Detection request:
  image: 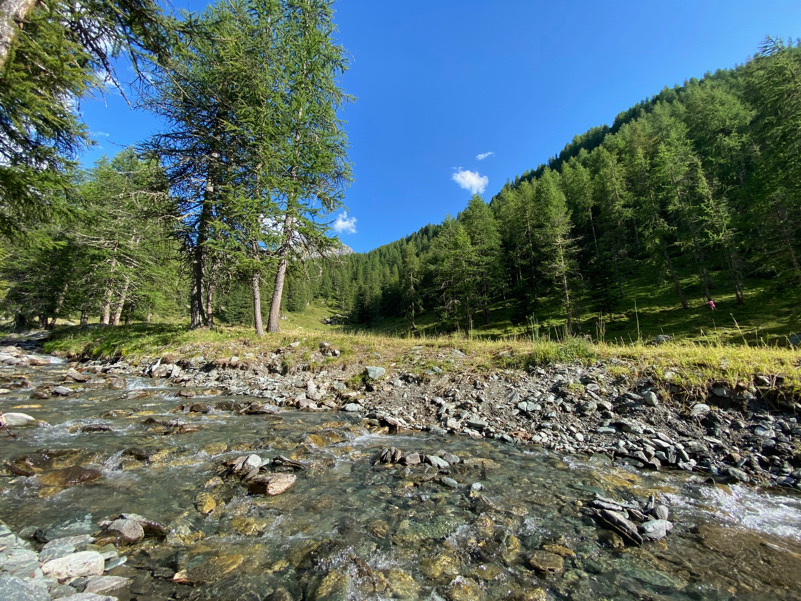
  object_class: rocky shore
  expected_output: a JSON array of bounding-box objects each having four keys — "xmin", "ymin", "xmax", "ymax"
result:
[
  {"xmin": 2, "ymin": 337, "xmax": 801, "ymax": 601},
  {"xmin": 16, "ymin": 338, "xmax": 799, "ymax": 491}
]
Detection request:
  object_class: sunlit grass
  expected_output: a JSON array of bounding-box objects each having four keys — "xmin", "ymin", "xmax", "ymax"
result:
[{"xmin": 43, "ymin": 321, "xmax": 801, "ymax": 396}]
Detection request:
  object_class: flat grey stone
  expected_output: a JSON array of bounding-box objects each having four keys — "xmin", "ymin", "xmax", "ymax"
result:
[
  {"xmin": 84, "ymin": 575, "xmax": 131, "ymax": 594},
  {"xmin": 39, "ymin": 535, "xmax": 95, "ymax": 563},
  {"xmin": 425, "ymin": 455, "xmax": 450, "ymax": 470},
  {"xmin": 41, "ymin": 551, "xmax": 105, "ymax": 579},
  {"xmin": 42, "ymin": 516, "xmax": 95, "ymax": 542},
  {"xmin": 0, "ymin": 546, "xmax": 40, "ymax": 578},
  {"xmin": 342, "ymin": 403, "xmax": 362, "ymax": 412},
  {"xmin": 0, "ymin": 573, "xmax": 50, "ymax": 601}
]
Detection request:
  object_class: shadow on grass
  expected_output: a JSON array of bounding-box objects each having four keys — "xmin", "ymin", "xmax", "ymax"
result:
[{"xmin": 44, "ymin": 323, "xmax": 190, "ymax": 359}]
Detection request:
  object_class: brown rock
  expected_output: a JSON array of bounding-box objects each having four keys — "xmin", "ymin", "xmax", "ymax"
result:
[
  {"xmin": 39, "ymin": 466, "xmax": 102, "ymax": 488},
  {"xmin": 527, "ymin": 550, "xmax": 564, "ymax": 575},
  {"xmin": 247, "ymin": 472, "xmax": 297, "ymax": 496}
]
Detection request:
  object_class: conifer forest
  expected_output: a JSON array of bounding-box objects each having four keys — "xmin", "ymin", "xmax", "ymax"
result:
[{"xmin": 1, "ymin": 0, "xmax": 800, "ymax": 343}]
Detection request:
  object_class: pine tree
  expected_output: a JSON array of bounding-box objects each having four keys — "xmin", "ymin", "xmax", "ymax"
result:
[
  {"xmin": 459, "ymin": 195, "xmax": 502, "ymax": 325},
  {"xmin": 535, "ymin": 170, "xmax": 578, "ymax": 335}
]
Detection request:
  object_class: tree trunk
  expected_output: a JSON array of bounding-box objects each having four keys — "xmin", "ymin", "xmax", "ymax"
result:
[
  {"xmin": 50, "ymin": 280, "xmax": 68, "ymax": 329},
  {"xmin": 191, "ymin": 159, "xmax": 217, "ymax": 329},
  {"xmin": 252, "ymin": 268, "xmax": 264, "ymax": 337},
  {"xmin": 111, "ymin": 275, "xmax": 130, "ymax": 326},
  {"xmin": 206, "ymin": 270, "xmax": 215, "ymax": 328},
  {"xmin": 663, "ymin": 247, "xmax": 688, "ymax": 309},
  {"xmin": 190, "ymin": 228, "xmax": 208, "ymax": 329},
  {"xmin": 80, "ymin": 308, "xmax": 89, "ymax": 325},
  {"xmin": 146, "ymin": 312, "xmax": 152, "ymax": 323},
  {"xmin": 613, "ymin": 256, "xmax": 625, "ymax": 298},
  {"xmin": 0, "ymin": 0, "xmax": 37, "ymax": 72},
  {"xmin": 727, "ymin": 251, "xmax": 745, "ymax": 305},
  {"xmin": 100, "ymin": 285, "xmax": 113, "ymax": 326},
  {"xmin": 267, "ymin": 254, "xmax": 288, "ymax": 333}
]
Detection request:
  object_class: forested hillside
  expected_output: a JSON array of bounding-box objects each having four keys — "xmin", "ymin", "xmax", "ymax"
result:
[
  {"xmin": 0, "ymin": 9, "xmax": 799, "ymax": 344},
  {"xmin": 284, "ymin": 39, "xmax": 801, "ymax": 342}
]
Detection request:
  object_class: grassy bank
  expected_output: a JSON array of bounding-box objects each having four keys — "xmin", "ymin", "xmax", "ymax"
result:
[{"xmin": 41, "ymin": 323, "xmax": 801, "ymax": 397}]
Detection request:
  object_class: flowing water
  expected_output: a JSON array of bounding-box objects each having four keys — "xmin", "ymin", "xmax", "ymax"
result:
[{"xmin": 1, "ymin": 355, "xmax": 801, "ymax": 600}]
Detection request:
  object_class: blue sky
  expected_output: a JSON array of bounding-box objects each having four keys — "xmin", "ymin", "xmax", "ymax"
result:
[{"xmin": 78, "ymin": 1, "xmax": 801, "ymax": 253}]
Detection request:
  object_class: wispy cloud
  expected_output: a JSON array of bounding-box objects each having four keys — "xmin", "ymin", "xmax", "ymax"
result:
[
  {"xmin": 476, "ymin": 151, "xmax": 494, "ymax": 161},
  {"xmin": 332, "ymin": 212, "xmax": 357, "ymax": 235},
  {"xmin": 452, "ymin": 169, "xmax": 488, "ymax": 195},
  {"xmin": 93, "ymin": 131, "xmax": 111, "ymax": 138}
]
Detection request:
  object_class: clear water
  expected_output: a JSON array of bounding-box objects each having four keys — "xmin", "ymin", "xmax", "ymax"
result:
[{"xmin": 1, "ymin": 357, "xmax": 800, "ymax": 600}]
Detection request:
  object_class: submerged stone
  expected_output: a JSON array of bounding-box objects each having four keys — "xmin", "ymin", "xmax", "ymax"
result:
[
  {"xmin": 528, "ymin": 550, "xmax": 564, "ymax": 575},
  {"xmin": 38, "ymin": 466, "xmax": 102, "ymax": 488}
]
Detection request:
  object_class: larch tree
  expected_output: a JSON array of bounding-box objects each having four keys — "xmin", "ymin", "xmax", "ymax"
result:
[
  {"xmin": 744, "ymin": 37, "xmax": 801, "ymax": 284},
  {"xmin": 0, "ymin": 0, "xmax": 169, "ymax": 238},
  {"xmin": 265, "ymin": 0, "xmax": 351, "ymax": 333},
  {"xmin": 459, "ymin": 195, "xmax": 503, "ymax": 325},
  {"xmin": 535, "ymin": 169, "xmax": 578, "ymax": 335}
]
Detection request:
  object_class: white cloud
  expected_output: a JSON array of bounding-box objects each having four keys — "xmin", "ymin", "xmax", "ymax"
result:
[
  {"xmin": 452, "ymin": 169, "xmax": 489, "ymax": 195},
  {"xmin": 332, "ymin": 212, "xmax": 357, "ymax": 235},
  {"xmin": 93, "ymin": 131, "xmax": 111, "ymax": 138},
  {"xmin": 476, "ymin": 151, "xmax": 494, "ymax": 161}
]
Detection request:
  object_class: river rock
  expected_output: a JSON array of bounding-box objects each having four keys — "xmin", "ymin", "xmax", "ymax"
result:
[
  {"xmin": 83, "ymin": 575, "xmax": 132, "ymax": 594},
  {"xmin": 106, "ymin": 518, "xmax": 144, "ymax": 543},
  {"xmin": 0, "ymin": 574, "xmax": 49, "ymax": 601},
  {"xmin": 1, "ymin": 412, "xmax": 36, "ymax": 427},
  {"xmin": 41, "ymin": 550, "xmax": 105, "ymax": 579},
  {"xmin": 364, "ymin": 366, "xmax": 386, "ymax": 380},
  {"xmin": 527, "ymin": 550, "xmax": 564, "ymax": 574},
  {"xmin": 596, "ymin": 509, "xmax": 643, "ymax": 546},
  {"xmin": 66, "ymin": 368, "xmax": 91, "ymax": 382},
  {"xmin": 195, "ymin": 492, "xmax": 217, "ymax": 515},
  {"xmin": 231, "ymin": 454, "xmax": 263, "ymax": 474},
  {"xmin": 401, "ymin": 452, "xmax": 421, "ymax": 466},
  {"xmin": 690, "ymin": 403, "xmax": 710, "ymax": 418},
  {"xmin": 342, "ymin": 403, "xmax": 362, "ymax": 412},
  {"xmin": 425, "ymin": 455, "xmax": 450, "ymax": 470},
  {"xmin": 60, "ymin": 593, "xmax": 118, "ymax": 601},
  {"xmin": 107, "ymin": 378, "xmax": 126, "ymax": 390},
  {"xmin": 726, "ymin": 466, "xmax": 750, "ymax": 483},
  {"xmin": 639, "ymin": 519, "xmax": 673, "ymax": 541},
  {"xmin": 38, "ymin": 534, "xmax": 94, "ymax": 562},
  {"xmin": 39, "ymin": 466, "xmax": 102, "ymax": 488},
  {"xmin": 247, "ymin": 473, "xmax": 296, "ymax": 496},
  {"xmin": 652, "ymin": 505, "xmax": 670, "ymax": 521},
  {"xmin": 52, "ymin": 386, "xmax": 72, "ymax": 396},
  {"xmin": 641, "ymin": 391, "xmax": 659, "ymax": 407},
  {"xmin": 440, "ymin": 451, "xmax": 461, "ymax": 464}
]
